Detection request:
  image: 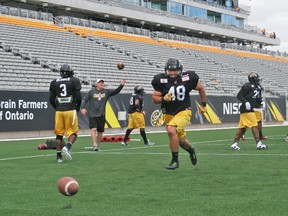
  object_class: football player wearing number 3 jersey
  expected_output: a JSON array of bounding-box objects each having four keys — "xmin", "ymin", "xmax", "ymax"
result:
[
  {"xmin": 151, "ymin": 58, "xmax": 207, "ymax": 170},
  {"xmin": 49, "ymin": 64, "xmax": 82, "ymax": 163}
]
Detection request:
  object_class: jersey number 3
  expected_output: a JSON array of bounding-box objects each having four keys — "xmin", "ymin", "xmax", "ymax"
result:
[{"xmin": 60, "ymin": 84, "xmax": 67, "ymax": 97}]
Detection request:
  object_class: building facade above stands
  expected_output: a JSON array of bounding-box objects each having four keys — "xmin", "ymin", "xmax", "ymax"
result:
[{"xmin": 9, "ymin": 0, "xmax": 280, "ymax": 47}]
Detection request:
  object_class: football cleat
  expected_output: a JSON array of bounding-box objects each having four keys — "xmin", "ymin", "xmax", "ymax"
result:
[
  {"xmin": 121, "ymin": 141, "xmax": 128, "ymax": 146},
  {"xmin": 62, "ymin": 146, "xmax": 72, "ymax": 160},
  {"xmin": 256, "ymin": 142, "xmax": 267, "ymax": 150},
  {"xmin": 285, "ymin": 135, "xmax": 288, "ymax": 143},
  {"xmin": 144, "ymin": 140, "xmax": 154, "ymax": 146},
  {"xmin": 57, "ymin": 157, "xmax": 63, "ymax": 163},
  {"xmin": 190, "ymin": 147, "xmax": 197, "ymax": 166},
  {"xmin": 166, "ymin": 161, "xmax": 179, "ymax": 170},
  {"xmin": 231, "ymin": 142, "xmax": 240, "ymax": 150},
  {"xmin": 93, "ymin": 145, "xmax": 100, "ymax": 151},
  {"xmin": 260, "ymin": 135, "xmax": 268, "ymax": 140}
]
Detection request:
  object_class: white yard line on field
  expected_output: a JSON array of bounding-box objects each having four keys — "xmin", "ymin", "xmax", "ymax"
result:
[{"xmin": 0, "ymin": 136, "xmax": 287, "ymax": 161}]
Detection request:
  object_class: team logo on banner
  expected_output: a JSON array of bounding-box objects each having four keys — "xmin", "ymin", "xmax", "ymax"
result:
[
  {"xmin": 195, "ymin": 101, "xmax": 221, "ymax": 124},
  {"xmin": 267, "ymin": 101, "xmax": 284, "ymax": 122},
  {"xmin": 150, "ymin": 109, "xmax": 164, "ymax": 126},
  {"xmin": 104, "ymin": 101, "xmax": 121, "ymax": 128}
]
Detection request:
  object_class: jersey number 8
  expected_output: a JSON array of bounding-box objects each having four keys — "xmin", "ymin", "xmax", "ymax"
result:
[{"xmin": 168, "ymin": 85, "xmax": 186, "ymax": 101}]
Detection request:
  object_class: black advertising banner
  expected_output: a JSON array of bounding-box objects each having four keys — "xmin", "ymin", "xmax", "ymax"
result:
[
  {"xmin": 0, "ymin": 91, "xmax": 286, "ymax": 132},
  {"xmin": 0, "ymin": 91, "xmax": 54, "ymax": 131}
]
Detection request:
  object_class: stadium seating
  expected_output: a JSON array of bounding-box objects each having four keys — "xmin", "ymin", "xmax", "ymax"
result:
[{"xmin": 0, "ymin": 14, "xmax": 287, "ymax": 97}]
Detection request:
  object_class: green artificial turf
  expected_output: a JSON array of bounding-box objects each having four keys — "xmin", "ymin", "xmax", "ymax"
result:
[{"xmin": 0, "ymin": 126, "xmax": 288, "ymax": 216}]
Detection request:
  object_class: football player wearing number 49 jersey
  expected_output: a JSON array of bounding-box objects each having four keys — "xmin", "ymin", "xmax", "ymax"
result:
[
  {"xmin": 151, "ymin": 58, "xmax": 207, "ymax": 170},
  {"xmin": 49, "ymin": 64, "xmax": 82, "ymax": 163}
]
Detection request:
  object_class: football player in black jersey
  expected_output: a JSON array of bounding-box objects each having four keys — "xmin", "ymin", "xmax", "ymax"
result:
[
  {"xmin": 241, "ymin": 85, "xmax": 268, "ymax": 141},
  {"xmin": 151, "ymin": 58, "xmax": 207, "ymax": 170},
  {"xmin": 49, "ymin": 64, "xmax": 82, "ymax": 163},
  {"xmin": 121, "ymin": 86, "xmax": 154, "ymax": 146},
  {"xmin": 231, "ymin": 72, "xmax": 267, "ymax": 150}
]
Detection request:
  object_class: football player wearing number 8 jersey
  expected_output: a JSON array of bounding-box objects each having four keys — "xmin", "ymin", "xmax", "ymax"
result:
[
  {"xmin": 49, "ymin": 64, "xmax": 82, "ymax": 163},
  {"xmin": 151, "ymin": 58, "xmax": 207, "ymax": 170}
]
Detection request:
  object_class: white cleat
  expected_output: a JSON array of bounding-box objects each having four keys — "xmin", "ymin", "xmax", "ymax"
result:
[
  {"xmin": 57, "ymin": 158, "xmax": 63, "ymax": 163},
  {"xmin": 231, "ymin": 142, "xmax": 240, "ymax": 150},
  {"xmin": 121, "ymin": 141, "xmax": 128, "ymax": 146},
  {"xmin": 144, "ymin": 140, "xmax": 155, "ymax": 146},
  {"xmin": 93, "ymin": 145, "xmax": 100, "ymax": 151},
  {"xmin": 285, "ymin": 135, "xmax": 288, "ymax": 143},
  {"xmin": 62, "ymin": 146, "xmax": 72, "ymax": 160},
  {"xmin": 256, "ymin": 141, "xmax": 268, "ymax": 150}
]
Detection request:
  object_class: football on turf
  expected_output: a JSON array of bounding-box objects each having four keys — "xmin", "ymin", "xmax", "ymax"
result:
[
  {"xmin": 57, "ymin": 176, "xmax": 79, "ymax": 196},
  {"xmin": 117, "ymin": 62, "xmax": 125, "ymax": 70},
  {"xmin": 37, "ymin": 143, "xmax": 47, "ymax": 150}
]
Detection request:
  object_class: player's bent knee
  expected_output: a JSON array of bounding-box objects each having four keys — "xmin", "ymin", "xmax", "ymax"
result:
[{"xmin": 56, "ymin": 135, "xmax": 63, "ymax": 140}]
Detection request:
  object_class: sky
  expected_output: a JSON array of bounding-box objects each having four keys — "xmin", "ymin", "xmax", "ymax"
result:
[{"xmin": 241, "ymin": 0, "xmax": 288, "ymax": 52}]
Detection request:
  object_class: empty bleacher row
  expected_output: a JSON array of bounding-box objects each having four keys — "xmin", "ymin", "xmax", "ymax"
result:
[
  {"xmin": 0, "ymin": 16, "xmax": 164, "ymax": 93},
  {"xmin": 0, "ymin": 15, "xmax": 287, "ymax": 97},
  {"xmin": 64, "ymin": 24, "xmax": 288, "ymax": 96}
]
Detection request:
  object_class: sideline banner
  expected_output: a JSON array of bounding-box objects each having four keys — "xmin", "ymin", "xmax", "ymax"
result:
[{"xmin": 0, "ymin": 91, "xmax": 286, "ymax": 132}]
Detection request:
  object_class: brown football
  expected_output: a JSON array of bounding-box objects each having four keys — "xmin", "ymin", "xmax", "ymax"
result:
[
  {"xmin": 117, "ymin": 62, "xmax": 125, "ymax": 70},
  {"xmin": 57, "ymin": 176, "xmax": 79, "ymax": 196},
  {"xmin": 37, "ymin": 144, "xmax": 47, "ymax": 150}
]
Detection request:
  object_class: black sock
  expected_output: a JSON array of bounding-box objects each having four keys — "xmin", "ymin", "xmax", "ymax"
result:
[
  {"xmin": 140, "ymin": 129, "xmax": 148, "ymax": 143},
  {"xmin": 233, "ymin": 138, "xmax": 239, "ymax": 143},
  {"xmin": 172, "ymin": 152, "xmax": 179, "ymax": 163},
  {"xmin": 57, "ymin": 151, "xmax": 62, "ymax": 159},
  {"xmin": 124, "ymin": 129, "xmax": 133, "ymax": 141},
  {"xmin": 187, "ymin": 146, "xmax": 195, "ymax": 155},
  {"xmin": 67, "ymin": 142, "xmax": 72, "ymax": 149}
]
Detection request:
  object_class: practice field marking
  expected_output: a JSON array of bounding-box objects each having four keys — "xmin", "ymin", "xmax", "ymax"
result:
[
  {"xmin": 0, "ymin": 137, "xmax": 287, "ymax": 161},
  {"xmin": 1, "ymin": 123, "xmax": 287, "ymax": 142},
  {"xmin": 0, "ymin": 153, "xmax": 55, "ymax": 161},
  {"xmin": 1, "ymin": 150, "xmax": 287, "ymax": 162},
  {"xmin": 81, "ymin": 151, "xmax": 288, "ymax": 157}
]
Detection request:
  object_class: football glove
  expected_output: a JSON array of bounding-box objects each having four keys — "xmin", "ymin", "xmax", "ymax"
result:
[
  {"xmin": 245, "ymin": 102, "xmax": 251, "ymax": 110},
  {"xmin": 163, "ymin": 92, "xmax": 173, "ymax": 102},
  {"xmin": 199, "ymin": 106, "xmax": 207, "ymax": 114},
  {"xmin": 200, "ymin": 102, "xmax": 207, "ymax": 114}
]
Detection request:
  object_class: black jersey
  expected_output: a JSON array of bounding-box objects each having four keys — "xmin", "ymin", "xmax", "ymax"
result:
[
  {"xmin": 49, "ymin": 76, "xmax": 82, "ymax": 111},
  {"xmin": 128, "ymin": 93, "xmax": 143, "ymax": 114},
  {"xmin": 237, "ymin": 82, "xmax": 262, "ymax": 113},
  {"xmin": 151, "ymin": 71, "xmax": 199, "ymax": 115}
]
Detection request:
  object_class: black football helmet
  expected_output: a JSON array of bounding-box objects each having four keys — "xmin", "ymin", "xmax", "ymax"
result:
[
  {"xmin": 164, "ymin": 58, "xmax": 183, "ymax": 77},
  {"xmin": 60, "ymin": 64, "xmax": 74, "ymax": 78},
  {"xmin": 248, "ymin": 72, "xmax": 261, "ymax": 85},
  {"xmin": 134, "ymin": 86, "xmax": 145, "ymax": 94}
]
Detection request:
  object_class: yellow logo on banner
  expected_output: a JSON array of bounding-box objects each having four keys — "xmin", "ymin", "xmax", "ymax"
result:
[
  {"xmin": 104, "ymin": 102, "xmax": 121, "ymax": 128},
  {"xmin": 267, "ymin": 102, "xmax": 284, "ymax": 122},
  {"xmin": 196, "ymin": 101, "xmax": 221, "ymax": 124}
]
